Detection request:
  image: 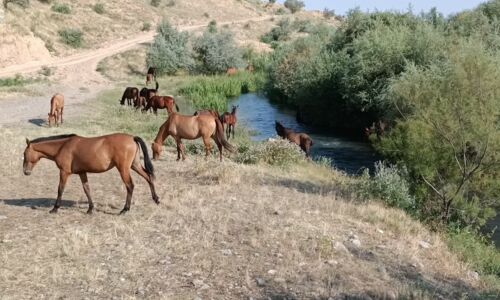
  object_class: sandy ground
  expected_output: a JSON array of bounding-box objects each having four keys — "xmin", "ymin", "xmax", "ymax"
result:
[{"xmin": 0, "ymin": 16, "xmax": 272, "ymax": 126}]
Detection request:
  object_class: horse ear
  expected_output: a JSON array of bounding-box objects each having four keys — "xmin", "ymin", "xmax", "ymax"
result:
[{"xmin": 25, "ymin": 138, "xmax": 30, "ymax": 145}]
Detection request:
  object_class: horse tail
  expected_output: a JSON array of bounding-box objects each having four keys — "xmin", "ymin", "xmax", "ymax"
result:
[
  {"xmin": 214, "ymin": 117, "xmax": 235, "ymax": 152},
  {"xmin": 134, "ymin": 136, "xmax": 155, "ymax": 178}
]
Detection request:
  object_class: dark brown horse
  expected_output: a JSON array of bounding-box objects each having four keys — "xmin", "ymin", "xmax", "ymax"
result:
[
  {"xmin": 138, "ymin": 82, "xmax": 159, "ymax": 109},
  {"xmin": 275, "ymin": 121, "xmax": 313, "ymax": 157},
  {"xmin": 48, "ymin": 93, "xmax": 64, "ymax": 127},
  {"xmin": 220, "ymin": 105, "xmax": 238, "ymax": 139},
  {"xmin": 120, "ymin": 87, "xmax": 139, "ymax": 106},
  {"xmin": 152, "ymin": 113, "xmax": 234, "ymax": 161},
  {"xmin": 143, "ymin": 95, "xmax": 179, "ymax": 115},
  {"xmin": 146, "ymin": 67, "xmax": 157, "ymax": 86},
  {"xmin": 23, "ymin": 133, "xmax": 159, "ymax": 215}
]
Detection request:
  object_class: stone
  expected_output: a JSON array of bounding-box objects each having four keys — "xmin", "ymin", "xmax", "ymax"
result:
[
  {"xmin": 267, "ymin": 269, "xmax": 277, "ymax": 275},
  {"xmin": 333, "ymin": 241, "xmax": 349, "ymax": 253},
  {"xmin": 418, "ymin": 240, "xmax": 431, "ymax": 249},
  {"xmin": 467, "ymin": 271, "xmax": 480, "ymax": 281},
  {"xmin": 255, "ymin": 277, "xmax": 266, "ymax": 287},
  {"xmin": 221, "ymin": 249, "xmax": 232, "ymax": 256}
]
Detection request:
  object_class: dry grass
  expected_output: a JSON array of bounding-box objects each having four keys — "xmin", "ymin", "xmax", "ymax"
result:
[{"xmin": 0, "ymin": 90, "xmax": 491, "ymax": 299}]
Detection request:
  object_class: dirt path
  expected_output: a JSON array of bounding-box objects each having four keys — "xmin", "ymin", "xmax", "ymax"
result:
[{"xmin": 0, "ymin": 16, "xmax": 271, "ymax": 125}]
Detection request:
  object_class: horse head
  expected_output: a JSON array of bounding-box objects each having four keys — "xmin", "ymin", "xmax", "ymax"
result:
[
  {"xmin": 48, "ymin": 113, "xmax": 56, "ymax": 127},
  {"xmin": 275, "ymin": 121, "xmax": 285, "ymax": 137},
  {"xmin": 23, "ymin": 138, "xmax": 38, "ymax": 175}
]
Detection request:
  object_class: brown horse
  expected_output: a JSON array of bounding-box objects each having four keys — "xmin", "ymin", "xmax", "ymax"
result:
[
  {"xmin": 146, "ymin": 67, "xmax": 157, "ymax": 85},
  {"xmin": 120, "ymin": 87, "xmax": 139, "ymax": 106},
  {"xmin": 275, "ymin": 121, "xmax": 313, "ymax": 157},
  {"xmin": 226, "ymin": 67, "xmax": 238, "ymax": 76},
  {"xmin": 48, "ymin": 93, "xmax": 64, "ymax": 127},
  {"xmin": 220, "ymin": 105, "xmax": 238, "ymax": 139},
  {"xmin": 152, "ymin": 113, "xmax": 235, "ymax": 161},
  {"xmin": 364, "ymin": 120, "xmax": 387, "ymax": 140},
  {"xmin": 23, "ymin": 133, "xmax": 159, "ymax": 215},
  {"xmin": 143, "ymin": 95, "xmax": 179, "ymax": 115}
]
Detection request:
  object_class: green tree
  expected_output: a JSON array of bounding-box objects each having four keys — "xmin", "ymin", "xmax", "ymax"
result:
[{"xmin": 193, "ymin": 28, "xmax": 243, "ymax": 74}]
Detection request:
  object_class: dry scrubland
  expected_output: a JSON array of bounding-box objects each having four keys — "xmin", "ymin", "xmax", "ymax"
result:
[{"xmin": 0, "ymin": 90, "xmax": 491, "ymax": 299}]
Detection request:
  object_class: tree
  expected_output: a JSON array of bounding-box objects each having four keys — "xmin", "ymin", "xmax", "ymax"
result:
[
  {"xmin": 284, "ymin": 0, "xmax": 304, "ymax": 14},
  {"xmin": 146, "ymin": 20, "xmax": 193, "ymax": 75},
  {"xmin": 193, "ymin": 28, "xmax": 243, "ymax": 74}
]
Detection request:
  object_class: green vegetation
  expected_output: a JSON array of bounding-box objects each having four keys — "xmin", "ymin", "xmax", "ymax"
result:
[
  {"xmin": 235, "ymin": 138, "xmax": 305, "ymax": 167},
  {"xmin": 93, "ymin": 3, "xmax": 105, "ymax": 14},
  {"xmin": 146, "ymin": 20, "xmax": 193, "ymax": 75},
  {"xmin": 58, "ymin": 28, "xmax": 83, "ymax": 48},
  {"xmin": 150, "ymin": 0, "xmax": 160, "ymax": 7},
  {"xmin": 284, "ymin": 0, "xmax": 304, "ymax": 13},
  {"xmin": 141, "ymin": 21, "xmax": 151, "ymax": 31},
  {"xmin": 0, "ymin": 74, "xmax": 28, "ymax": 87},
  {"xmin": 178, "ymin": 72, "xmax": 265, "ymax": 111},
  {"xmin": 51, "ymin": 3, "xmax": 71, "ymax": 14}
]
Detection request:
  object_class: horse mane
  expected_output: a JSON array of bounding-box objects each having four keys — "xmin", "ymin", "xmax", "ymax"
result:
[
  {"xmin": 30, "ymin": 134, "xmax": 77, "ymax": 144},
  {"xmin": 275, "ymin": 121, "xmax": 287, "ymax": 137}
]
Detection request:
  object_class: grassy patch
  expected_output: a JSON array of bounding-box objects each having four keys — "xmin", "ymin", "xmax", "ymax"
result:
[
  {"xmin": 0, "ymin": 74, "xmax": 28, "ymax": 87},
  {"xmin": 51, "ymin": 3, "xmax": 71, "ymax": 14},
  {"xmin": 58, "ymin": 28, "xmax": 83, "ymax": 48},
  {"xmin": 178, "ymin": 72, "xmax": 265, "ymax": 111},
  {"xmin": 93, "ymin": 3, "xmax": 105, "ymax": 14}
]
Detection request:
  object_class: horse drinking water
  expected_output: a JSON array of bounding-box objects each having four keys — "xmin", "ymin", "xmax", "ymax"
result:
[
  {"xmin": 48, "ymin": 93, "xmax": 64, "ymax": 127},
  {"xmin": 275, "ymin": 121, "xmax": 313, "ymax": 157},
  {"xmin": 220, "ymin": 105, "xmax": 238, "ymax": 140},
  {"xmin": 152, "ymin": 113, "xmax": 234, "ymax": 161},
  {"xmin": 23, "ymin": 133, "xmax": 159, "ymax": 215}
]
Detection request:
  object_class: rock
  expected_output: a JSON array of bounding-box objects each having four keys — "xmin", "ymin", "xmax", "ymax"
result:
[
  {"xmin": 221, "ymin": 249, "xmax": 232, "ymax": 256},
  {"xmin": 467, "ymin": 271, "xmax": 480, "ymax": 281},
  {"xmin": 267, "ymin": 269, "xmax": 277, "ymax": 275},
  {"xmin": 333, "ymin": 241, "xmax": 349, "ymax": 254},
  {"xmin": 377, "ymin": 228, "xmax": 384, "ymax": 234},
  {"xmin": 255, "ymin": 277, "xmax": 266, "ymax": 287},
  {"xmin": 192, "ymin": 279, "xmax": 205, "ymax": 288},
  {"xmin": 120, "ymin": 277, "xmax": 125, "ymax": 282},
  {"xmin": 418, "ymin": 240, "xmax": 431, "ymax": 249},
  {"xmin": 0, "ymin": 215, "xmax": 7, "ymax": 220},
  {"xmin": 350, "ymin": 238, "xmax": 361, "ymax": 248},
  {"xmin": 135, "ymin": 287, "xmax": 145, "ymax": 296},
  {"xmin": 325, "ymin": 260, "xmax": 338, "ymax": 266}
]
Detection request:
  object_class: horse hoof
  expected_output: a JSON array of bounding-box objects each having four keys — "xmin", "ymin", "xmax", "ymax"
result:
[
  {"xmin": 154, "ymin": 198, "xmax": 160, "ymax": 205},
  {"xmin": 49, "ymin": 208, "xmax": 58, "ymax": 214},
  {"xmin": 119, "ymin": 208, "xmax": 129, "ymax": 215},
  {"xmin": 86, "ymin": 209, "xmax": 93, "ymax": 215}
]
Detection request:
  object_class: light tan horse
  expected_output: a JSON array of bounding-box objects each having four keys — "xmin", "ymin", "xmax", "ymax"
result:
[
  {"xmin": 152, "ymin": 113, "xmax": 234, "ymax": 161},
  {"xmin": 48, "ymin": 93, "xmax": 64, "ymax": 127},
  {"xmin": 23, "ymin": 133, "xmax": 159, "ymax": 215}
]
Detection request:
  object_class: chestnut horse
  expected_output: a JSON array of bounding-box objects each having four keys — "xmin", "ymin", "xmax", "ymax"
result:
[
  {"xmin": 143, "ymin": 95, "xmax": 179, "ymax": 115},
  {"xmin": 226, "ymin": 67, "xmax": 238, "ymax": 76},
  {"xmin": 220, "ymin": 105, "xmax": 238, "ymax": 139},
  {"xmin": 48, "ymin": 93, "xmax": 64, "ymax": 127},
  {"xmin": 120, "ymin": 87, "xmax": 139, "ymax": 106},
  {"xmin": 275, "ymin": 121, "xmax": 313, "ymax": 157},
  {"xmin": 146, "ymin": 67, "xmax": 157, "ymax": 85},
  {"xmin": 23, "ymin": 133, "xmax": 159, "ymax": 215},
  {"xmin": 152, "ymin": 113, "xmax": 235, "ymax": 161}
]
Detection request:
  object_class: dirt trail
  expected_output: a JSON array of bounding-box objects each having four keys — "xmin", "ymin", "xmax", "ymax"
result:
[{"xmin": 0, "ymin": 16, "xmax": 271, "ymax": 125}]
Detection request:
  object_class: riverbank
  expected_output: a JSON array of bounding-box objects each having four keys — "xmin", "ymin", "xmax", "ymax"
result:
[{"xmin": 0, "ymin": 82, "xmax": 496, "ymax": 298}]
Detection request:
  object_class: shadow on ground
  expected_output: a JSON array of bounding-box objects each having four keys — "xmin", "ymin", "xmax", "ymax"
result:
[
  {"xmin": 28, "ymin": 119, "xmax": 46, "ymax": 127},
  {"xmin": 2, "ymin": 198, "xmax": 75, "ymax": 208}
]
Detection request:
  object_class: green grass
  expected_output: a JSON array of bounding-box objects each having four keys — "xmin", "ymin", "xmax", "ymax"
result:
[
  {"xmin": 51, "ymin": 3, "xmax": 71, "ymax": 14},
  {"xmin": 0, "ymin": 74, "xmax": 28, "ymax": 87},
  {"xmin": 178, "ymin": 72, "xmax": 265, "ymax": 111},
  {"xmin": 58, "ymin": 28, "xmax": 83, "ymax": 48}
]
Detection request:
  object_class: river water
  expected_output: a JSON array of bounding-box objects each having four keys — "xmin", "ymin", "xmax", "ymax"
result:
[{"xmin": 228, "ymin": 93, "xmax": 380, "ymax": 175}]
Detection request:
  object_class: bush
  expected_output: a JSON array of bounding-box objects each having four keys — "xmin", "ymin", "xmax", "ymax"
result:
[
  {"xmin": 166, "ymin": 0, "xmax": 175, "ymax": 7},
  {"xmin": 58, "ymin": 28, "xmax": 83, "ymax": 48},
  {"xmin": 141, "ymin": 21, "xmax": 151, "ymax": 31},
  {"xmin": 235, "ymin": 138, "xmax": 305, "ymax": 167},
  {"xmin": 150, "ymin": 0, "xmax": 160, "ymax": 7},
  {"xmin": 146, "ymin": 20, "xmax": 193, "ymax": 75},
  {"xmin": 261, "ymin": 18, "xmax": 293, "ymax": 43},
  {"xmin": 284, "ymin": 0, "xmax": 304, "ymax": 13},
  {"xmin": 193, "ymin": 28, "xmax": 243, "ymax": 74},
  {"xmin": 51, "ymin": 3, "xmax": 71, "ymax": 14},
  {"xmin": 323, "ymin": 8, "xmax": 335, "ymax": 19},
  {"xmin": 93, "ymin": 3, "xmax": 104, "ymax": 14},
  {"xmin": 359, "ymin": 162, "xmax": 416, "ymax": 211},
  {"xmin": 0, "ymin": 74, "xmax": 26, "ymax": 87}
]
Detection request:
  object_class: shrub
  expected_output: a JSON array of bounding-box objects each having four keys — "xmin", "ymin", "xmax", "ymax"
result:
[
  {"xmin": 51, "ymin": 3, "xmax": 71, "ymax": 14},
  {"xmin": 39, "ymin": 66, "xmax": 52, "ymax": 77},
  {"xmin": 58, "ymin": 28, "xmax": 83, "ymax": 48},
  {"xmin": 203, "ymin": 12, "xmax": 210, "ymax": 18},
  {"xmin": 359, "ymin": 162, "xmax": 416, "ymax": 211},
  {"xmin": 0, "ymin": 74, "xmax": 26, "ymax": 87},
  {"xmin": 93, "ymin": 3, "xmax": 104, "ymax": 14},
  {"xmin": 323, "ymin": 8, "xmax": 335, "ymax": 19},
  {"xmin": 275, "ymin": 7, "xmax": 287, "ymax": 15},
  {"xmin": 166, "ymin": 0, "xmax": 175, "ymax": 7},
  {"xmin": 141, "ymin": 21, "xmax": 151, "ymax": 31},
  {"xmin": 268, "ymin": 0, "xmax": 276, "ymax": 3},
  {"xmin": 3, "ymin": 0, "xmax": 29, "ymax": 9},
  {"xmin": 193, "ymin": 28, "xmax": 243, "ymax": 74},
  {"xmin": 207, "ymin": 20, "xmax": 217, "ymax": 33},
  {"xmin": 261, "ymin": 18, "xmax": 293, "ymax": 43},
  {"xmin": 150, "ymin": 0, "xmax": 160, "ymax": 7},
  {"xmin": 235, "ymin": 138, "xmax": 305, "ymax": 167},
  {"xmin": 284, "ymin": 0, "xmax": 304, "ymax": 13},
  {"xmin": 146, "ymin": 20, "xmax": 193, "ymax": 75}
]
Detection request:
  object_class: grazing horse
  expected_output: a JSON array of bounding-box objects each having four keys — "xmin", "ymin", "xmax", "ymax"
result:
[
  {"xmin": 146, "ymin": 67, "xmax": 157, "ymax": 86},
  {"xmin": 220, "ymin": 105, "xmax": 238, "ymax": 139},
  {"xmin": 22, "ymin": 133, "xmax": 159, "ymax": 215},
  {"xmin": 226, "ymin": 67, "xmax": 238, "ymax": 76},
  {"xmin": 139, "ymin": 82, "xmax": 159, "ymax": 109},
  {"xmin": 48, "ymin": 93, "xmax": 64, "ymax": 127},
  {"xmin": 120, "ymin": 87, "xmax": 139, "ymax": 106},
  {"xmin": 151, "ymin": 113, "xmax": 235, "ymax": 161},
  {"xmin": 275, "ymin": 121, "xmax": 313, "ymax": 157},
  {"xmin": 143, "ymin": 95, "xmax": 179, "ymax": 115}
]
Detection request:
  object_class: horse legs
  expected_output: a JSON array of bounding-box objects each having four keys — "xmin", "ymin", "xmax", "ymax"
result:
[
  {"xmin": 153, "ymin": 108, "xmax": 158, "ymax": 115},
  {"xmin": 79, "ymin": 173, "xmax": 94, "ymax": 214},
  {"xmin": 131, "ymin": 162, "xmax": 160, "ymax": 204},
  {"xmin": 231, "ymin": 124, "xmax": 235, "ymax": 139},
  {"xmin": 50, "ymin": 171, "xmax": 70, "ymax": 213},
  {"xmin": 175, "ymin": 138, "xmax": 182, "ymax": 161},
  {"xmin": 118, "ymin": 168, "xmax": 134, "ymax": 215},
  {"xmin": 202, "ymin": 136, "xmax": 212, "ymax": 159},
  {"xmin": 212, "ymin": 137, "xmax": 223, "ymax": 162},
  {"xmin": 60, "ymin": 107, "xmax": 64, "ymax": 125},
  {"xmin": 226, "ymin": 124, "xmax": 230, "ymax": 140}
]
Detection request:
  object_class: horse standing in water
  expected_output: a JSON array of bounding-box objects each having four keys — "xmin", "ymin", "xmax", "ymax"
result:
[
  {"xmin": 220, "ymin": 105, "xmax": 238, "ymax": 139},
  {"xmin": 152, "ymin": 113, "xmax": 234, "ymax": 161},
  {"xmin": 23, "ymin": 134, "xmax": 159, "ymax": 215},
  {"xmin": 275, "ymin": 121, "xmax": 313, "ymax": 157},
  {"xmin": 48, "ymin": 93, "xmax": 64, "ymax": 127}
]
